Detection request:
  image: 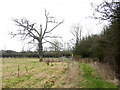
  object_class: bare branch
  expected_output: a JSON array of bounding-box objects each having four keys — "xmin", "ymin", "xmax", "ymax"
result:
[
  {"xmin": 33, "ymin": 27, "xmax": 40, "ymax": 36},
  {"xmin": 92, "ymin": 1, "xmax": 120, "ymax": 21},
  {"xmin": 12, "ymin": 18, "xmax": 40, "ymax": 41},
  {"xmin": 44, "ymin": 36, "xmax": 62, "ymax": 38},
  {"xmin": 43, "ymin": 39, "xmax": 62, "ymax": 50},
  {"xmin": 45, "ymin": 20, "xmax": 64, "ymax": 34},
  {"xmin": 71, "ymin": 30, "xmax": 76, "ymax": 37},
  {"xmin": 9, "ymin": 32, "xmax": 17, "ymax": 38},
  {"xmin": 70, "ymin": 23, "xmax": 82, "ymax": 45},
  {"xmin": 28, "ymin": 44, "xmax": 37, "ymax": 51},
  {"xmin": 42, "ymin": 9, "xmax": 49, "ymax": 39}
]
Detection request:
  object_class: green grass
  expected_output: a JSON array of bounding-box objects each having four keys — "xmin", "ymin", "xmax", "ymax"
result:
[
  {"xmin": 79, "ymin": 62, "xmax": 118, "ymax": 88},
  {"xmin": 2, "ymin": 58, "xmax": 118, "ymax": 88},
  {"xmin": 2, "ymin": 58, "xmax": 67, "ymax": 88}
]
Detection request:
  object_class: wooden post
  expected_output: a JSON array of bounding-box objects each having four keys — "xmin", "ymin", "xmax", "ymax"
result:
[
  {"xmin": 25, "ymin": 66, "xmax": 28, "ymax": 73},
  {"xmin": 18, "ymin": 65, "xmax": 20, "ymax": 77},
  {"xmin": 72, "ymin": 53, "xmax": 74, "ymax": 66},
  {"xmin": 67, "ymin": 62, "xmax": 69, "ymax": 70}
]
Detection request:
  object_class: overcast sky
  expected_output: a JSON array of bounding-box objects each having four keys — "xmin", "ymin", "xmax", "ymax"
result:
[{"xmin": 0, "ymin": 0, "xmax": 107, "ymax": 51}]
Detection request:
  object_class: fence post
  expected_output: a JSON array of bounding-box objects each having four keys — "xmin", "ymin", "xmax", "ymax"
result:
[
  {"xmin": 72, "ymin": 53, "xmax": 74, "ymax": 66},
  {"xmin": 25, "ymin": 66, "xmax": 28, "ymax": 73},
  {"xmin": 18, "ymin": 65, "xmax": 20, "ymax": 77}
]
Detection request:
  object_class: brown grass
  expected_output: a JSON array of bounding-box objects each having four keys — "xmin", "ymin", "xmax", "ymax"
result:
[
  {"xmin": 89, "ymin": 61, "xmax": 118, "ymax": 86},
  {"xmin": 56, "ymin": 61, "xmax": 81, "ymax": 88},
  {"xmin": 73, "ymin": 56, "xmax": 119, "ymax": 86}
]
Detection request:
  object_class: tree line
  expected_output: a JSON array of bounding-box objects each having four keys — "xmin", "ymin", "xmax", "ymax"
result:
[{"xmin": 1, "ymin": 50, "xmax": 71, "ymax": 58}]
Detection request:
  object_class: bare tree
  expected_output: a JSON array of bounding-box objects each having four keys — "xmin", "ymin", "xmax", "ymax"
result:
[
  {"xmin": 91, "ymin": 0, "xmax": 120, "ymax": 21},
  {"xmin": 10, "ymin": 9, "xmax": 64, "ymax": 62},
  {"xmin": 49, "ymin": 39, "xmax": 63, "ymax": 52},
  {"xmin": 70, "ymin": 23, "xmax": 82, "ymax": 47}
]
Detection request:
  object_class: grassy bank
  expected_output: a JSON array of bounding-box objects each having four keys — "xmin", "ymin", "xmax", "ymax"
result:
[{"xmin": 79, "ymin": 63, "xmax": 117, "ymax": 88}]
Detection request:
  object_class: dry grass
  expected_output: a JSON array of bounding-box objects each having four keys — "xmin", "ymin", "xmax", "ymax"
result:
[
  {"xmin": 54, "ymin": 61, "xmax": 82, "ymax": 88},
  {"xmin": 89, "ymin": 61, "xmax": 119, "ymax": 86},
  {"xmin": 2, "ymin": 58, "xmax": 118, "ymax": 88},
  {"xmin": 75, "ymin": 57, "xmax": 119, "ymax": 86},
  {"xmin": 2, "ymin": 58, "xmax": 68, "ymax": 88}
]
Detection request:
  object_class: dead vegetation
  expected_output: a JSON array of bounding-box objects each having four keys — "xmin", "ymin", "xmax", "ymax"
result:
[
  {"xmin": 58, "ymin": 62, "xmax": 81, "ymax": 88},
  {"xmin": 73, "ymin": 55, "xmax": 119, "ymax": 86},
  {"xmin": 43, "ymin": 58, "xmax": 62, "ymax": 65},
  {"xmin": 2, "ymin": 58, "xmax": 118, "ymax": 88},
  {"xmin": 89, "ymin": 61, "xmax": 118, "ymax": 86},
  {"xmin": 75, "ymin": 58, "xmax": 118, "ymax": 86}
]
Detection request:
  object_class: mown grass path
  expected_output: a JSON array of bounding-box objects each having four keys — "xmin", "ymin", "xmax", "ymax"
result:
[{"xmin": 2, "ymin": 58, "xmax": 118, "ymax": 88}]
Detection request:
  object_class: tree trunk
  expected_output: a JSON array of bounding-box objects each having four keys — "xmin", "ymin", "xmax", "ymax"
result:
[{"xmin": 38, "ymin": 42, "xmax": 43, "ymax": 62}]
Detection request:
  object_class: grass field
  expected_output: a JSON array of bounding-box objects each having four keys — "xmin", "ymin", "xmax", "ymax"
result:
[{"xmin": 2, "ymin": 58, "xmax": 118, "ymax": 88}]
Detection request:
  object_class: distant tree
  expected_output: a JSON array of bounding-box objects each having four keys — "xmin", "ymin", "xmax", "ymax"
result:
[
  {"xmin": 70, "ymin": 23, "xmax": 82, "ymax": 49},
  {"xmin": 70, "ymin": 23, "xmax": 82, "ymax": 54},
  {"xmin": 66, "ymin": 42, "xmax": 73, "ymax": 51},
  {"xmin": 10, "ymin": 9, "xmax": 64, "ymax": 61},
  {"xmin": 49, "ymin": 39, "xmax": 63, "ymax": 52}
]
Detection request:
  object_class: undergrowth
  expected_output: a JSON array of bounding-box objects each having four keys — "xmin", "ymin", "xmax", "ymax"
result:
[{"xmin": 79, "ymin": 62, "xmax": 118, "ymax": 88}]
